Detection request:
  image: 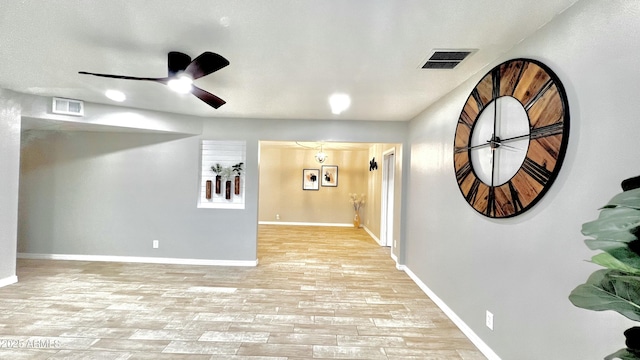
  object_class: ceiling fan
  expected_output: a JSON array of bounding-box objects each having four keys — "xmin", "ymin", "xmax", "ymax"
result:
[{"xmin": 79, "ymin": 51, "xmax": 229, "ymax": 109}]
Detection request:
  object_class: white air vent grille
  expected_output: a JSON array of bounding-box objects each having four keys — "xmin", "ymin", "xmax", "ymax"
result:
[{"xmin": 52, "ymin": 97, "xmax": 84, "ymax": 116}]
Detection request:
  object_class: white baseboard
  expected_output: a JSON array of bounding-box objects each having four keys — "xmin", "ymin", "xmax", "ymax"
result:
[
  {"xmin": 259, "ymin": 221, "xmax": 352, "ymax": 227},
  {"xmin": 362, "ymin": 226, "xmax": 382, "ymax": 245},
  {"xmin": 17, "ymin": 253, "xmax": 258, "ymax": 267},
  {"xmin": 403, "ymin": 266, "xmax": 501, "ymax": 360},
  {"xmin": 0, "ymin": 275, "xmax": 18, "ymax": 288}
]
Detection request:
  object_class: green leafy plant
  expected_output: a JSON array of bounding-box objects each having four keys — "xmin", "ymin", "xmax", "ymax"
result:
[
  {"xmin": 211, "ymin": 163, "xmax": 223, "ymax": 176},
  {"xmin": 232, "ymin": 162, "xmax": 244, "ymax": 176},
  {"xmin": 569, "ymin": 177, "xmax": 640, "ymax": 360}
]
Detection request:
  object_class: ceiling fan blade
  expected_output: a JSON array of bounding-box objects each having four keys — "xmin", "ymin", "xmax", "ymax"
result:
[
  {"xmin": 184, "ymin": 52, "xmax": 229, "ymax": 80},
  {"xmin": 191, "ymin": 85, "xmax": 226, "ymax": 109},
  {"xmin": 79, "ymin": 71, "xmax": 169, "ymax": 83},
  {"xmin": 168, "ymin": 51, "xmax": 191, "ymax": 77}
]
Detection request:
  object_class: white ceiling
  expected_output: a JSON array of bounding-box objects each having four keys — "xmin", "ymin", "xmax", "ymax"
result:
[{"xmin": 1, "ymin": 0, "xmax": 578, "ymax": 122}]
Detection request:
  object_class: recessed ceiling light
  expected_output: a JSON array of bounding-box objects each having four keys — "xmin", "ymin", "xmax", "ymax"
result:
[
  {"xmin": 329, "ymin": 93, "xmax": 351, "ymax": 114},
  {"xmin": 105, "ymin": 90, "xmax": 126, "ymax": 102}
]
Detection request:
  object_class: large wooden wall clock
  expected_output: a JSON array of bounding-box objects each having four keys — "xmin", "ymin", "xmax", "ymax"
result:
[{"xmin": 453, "ymin": 58, "xmax": 569, "ymax": 218}]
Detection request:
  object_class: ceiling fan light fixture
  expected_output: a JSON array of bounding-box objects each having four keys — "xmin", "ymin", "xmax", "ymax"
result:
[
  {"xmin": 105, "ymin": 89, "xmax": 126, "ymax": 102},
  {"xmin": 168, "ymin": 75, "xmax": 193, "ymax": 94}
]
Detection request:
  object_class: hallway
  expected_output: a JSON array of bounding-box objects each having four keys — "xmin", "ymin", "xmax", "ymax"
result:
[{"xmin": 0, "ymin": 225, "xmax": 485, "ymax": 359}]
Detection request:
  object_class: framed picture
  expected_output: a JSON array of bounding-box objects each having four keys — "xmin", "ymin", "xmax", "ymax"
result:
[
  {"xmin": 303, "ymin": 169, "xmax": 320, "ymax": 190},
  {"xmin": 321, "ymin": 165, "xmax": 338, "ymax": 187}
]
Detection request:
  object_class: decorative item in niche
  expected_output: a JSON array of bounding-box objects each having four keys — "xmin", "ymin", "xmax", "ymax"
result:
[
  {"xmin": 220, "ymin": 166, "xmax": 234, "ymax": 200},
  {"xmin": 369, "ymin": 157, "xmax": 378, "ymax": 171},
  {"xmin": 199, "ymin": 140, "xmax": 246, "ymax": 209},
  {"xmin": 211, "ymin": 163, "xmax": 223, "ymax": 194},
  {"xmin": 206, "ymin": 180, "xmax": 212, "ymax": 199},
  {"xmin": 349, "ymin": 193, "xmax": 366, "ymax": 228},
  {"xmin": 569, "ymin": 175, "xmax": 640, "ymax": 360},
  {"xmin": 232, "ymin": 162, "xmax": 244, "ymax": 195},
  {"xmin": 303, "ymin": 169, "xmax": 320, "ymax": 190},
  {"xmin": 321, "ymin": 165, "xmax": 338, "ymax": 187}
]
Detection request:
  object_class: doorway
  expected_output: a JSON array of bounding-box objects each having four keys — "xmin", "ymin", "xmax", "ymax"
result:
[{"xmin": 380, "ymin": 149, "xmax": 395, "ymax": 247}]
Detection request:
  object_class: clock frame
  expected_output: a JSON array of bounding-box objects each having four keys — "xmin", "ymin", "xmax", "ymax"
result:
[{"xmin": 453, "ymin": 58, "xmax": 570, "ymax": 218}]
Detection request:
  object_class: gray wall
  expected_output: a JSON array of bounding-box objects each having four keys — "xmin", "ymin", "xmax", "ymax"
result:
[
  {"xmin": 404, "ymin": 1, "xmax": 640, "ymax": 359},
  {"xmin": 17, "ymin": 99, "xmax": 408, "ymax": 263},
  {"xmin": 0, "ymin": 90, "xmax": 21, "ymax": 285}
]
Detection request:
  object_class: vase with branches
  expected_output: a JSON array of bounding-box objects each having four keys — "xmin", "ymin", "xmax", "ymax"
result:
[
  {"xmin": 349, "ymin": 193, "xmax": 366, "ymax": 228},
  {"xmin": 211, "ymin": 163, "xmax": 223, "ymax": 194},
  {"xmin": 220, "ymin": 166, "xmax": 234, "ymax": 200},
  {"xmin": 232, "ymin": 162, "xmax": 244, "ymax": 195}
]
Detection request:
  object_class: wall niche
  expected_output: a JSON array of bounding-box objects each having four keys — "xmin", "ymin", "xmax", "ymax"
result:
[{"xmin": 198, "ymin": 140, "xmax": 246, "ymax": 209}]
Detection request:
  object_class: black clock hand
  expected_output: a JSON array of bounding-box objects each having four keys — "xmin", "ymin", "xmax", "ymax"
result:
[
  {"xmin": 496, "ymin": 133, "xmax": 530, "ymax": 144},
  {"xmin": 495, "ymin": 143, "xmax": 523, "ymax": 151},
  {"xmin": 490, "ymin": 134, "xmax": 497, "ymax": 187},
  {"xmin": 455, "ymin": 142, "xmax": 492, "ymax": 153},
  {"xmin": 456, "ymin": 135, "xmax": 523, "ymax": 153}
]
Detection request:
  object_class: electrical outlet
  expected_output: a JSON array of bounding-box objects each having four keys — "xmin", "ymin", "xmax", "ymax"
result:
[
  {"xmin": 394, "ymin": 240, "xmax": 397, "ymax": 248},
  {"xmin": 276, "ymin": 214, "xmax": 280, "ymax": 220},
  {"xmin": 152, "ymin": 240, "xmax": 159, "ymax": 249},
  {"xmin": 486, "ymin": 310, "xmax": 494, "ymax": 330}
]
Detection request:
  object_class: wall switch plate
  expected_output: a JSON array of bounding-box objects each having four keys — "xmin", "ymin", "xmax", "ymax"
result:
[
  {"xmin": 152, "ymin": 240, "xmax": 159, "ymax": 249},
  {"xmin": 486, "ymin": 310, "xmax": 494, "ymax": 330}
]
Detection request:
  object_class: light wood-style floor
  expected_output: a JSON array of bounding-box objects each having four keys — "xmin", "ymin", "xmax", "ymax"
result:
[{"xmin": 0, "ymin": 225, "xmax": 486, "ymax": 359}]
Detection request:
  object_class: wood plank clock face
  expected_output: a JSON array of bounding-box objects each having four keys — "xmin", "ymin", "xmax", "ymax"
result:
[{"xmin": 453, "ymin": 58, "xmax": 570, "ymax": 218}]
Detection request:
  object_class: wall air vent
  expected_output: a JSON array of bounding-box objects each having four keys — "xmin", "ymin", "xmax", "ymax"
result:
[
  {"xmin": 421, "ymin": 50, "xmax": 475, "ymax": 69},
  {"xmin": 52, "ymin": 97, "xmax": 84, "ymax": 116}
]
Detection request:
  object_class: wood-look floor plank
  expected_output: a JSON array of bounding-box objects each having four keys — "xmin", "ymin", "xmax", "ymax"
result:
[{"xmin": 0, "ymin": 225, "xmax": 486, "ymax": 359}]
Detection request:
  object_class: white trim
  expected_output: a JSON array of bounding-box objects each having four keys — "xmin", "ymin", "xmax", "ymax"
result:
[
  {"xmin": 403, "ymin": 266, "xmax": 501, "ymax": 360},
  {"xmin": 380, "ymin": 148, "xmax": 395, "ymax": 247},
  {"xmin": 259, "ymin": 221, "xmax": 352, "ymax": 227},
  {"xmin": 198, "ymin": 203, "xmax": 245, "ymax": 210},
  {"xmin": 362, "ymin": 225, "xmax": 382, "ymax": 245},
  {"xmin": 0, "ymin": 275, "xmax": 18, "ymax": 288},
  {"xmin": 17, "ymin": 253, "xmax": 257, "ymax": 267},
  {"xmin": 390, "ymin": 251, "xmax": 399, "ymax": 263},
  {"xmin": 382, "ymin": 147, "xmax": 396, "ymax": 157}
]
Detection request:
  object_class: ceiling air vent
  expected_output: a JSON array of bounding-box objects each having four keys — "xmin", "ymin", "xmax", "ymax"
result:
[
  {"xmin": 422, "ymin": 50, "xmax": 475, "ymax": 69},
  {"xmin": 52, "ymin": 97, "xmax": 84, "ymax": 116}
]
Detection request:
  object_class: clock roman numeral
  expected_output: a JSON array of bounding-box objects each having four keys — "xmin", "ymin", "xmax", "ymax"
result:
[
  {"xmin": 471, "ymin": 88, "xmax": 485, "ymax": 113},
  {"xmin": 456, "ymin": 162, "xmax": 472, "ymax": 183},
  {"xmin": 530, "ymin": 121, "xmax": 564, "ymax": 139},
  {"xmin": 523, "ymin": 79, "xmax": 553, "ymax": 111},
  {"xmin": 486, "ymin": 187, "xmax": 495, "ymax": 217},
  {"xmin": 508, "ymin": 181, "xmax": 523, "ymax": 213},
  {"xmin": 492, "ymin": 67, "xmax": 501, "ymax": 100},
  {"xmin": 465, "ymin": 177, "xmax": 481, "ymax": 204},
  {"xmin": 522, "ymin": 157, "xmax": 552, "ymax": 185},
  {"xmin": 457, "ymin": 115, "xmax": 473, "ymax": 129}
]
